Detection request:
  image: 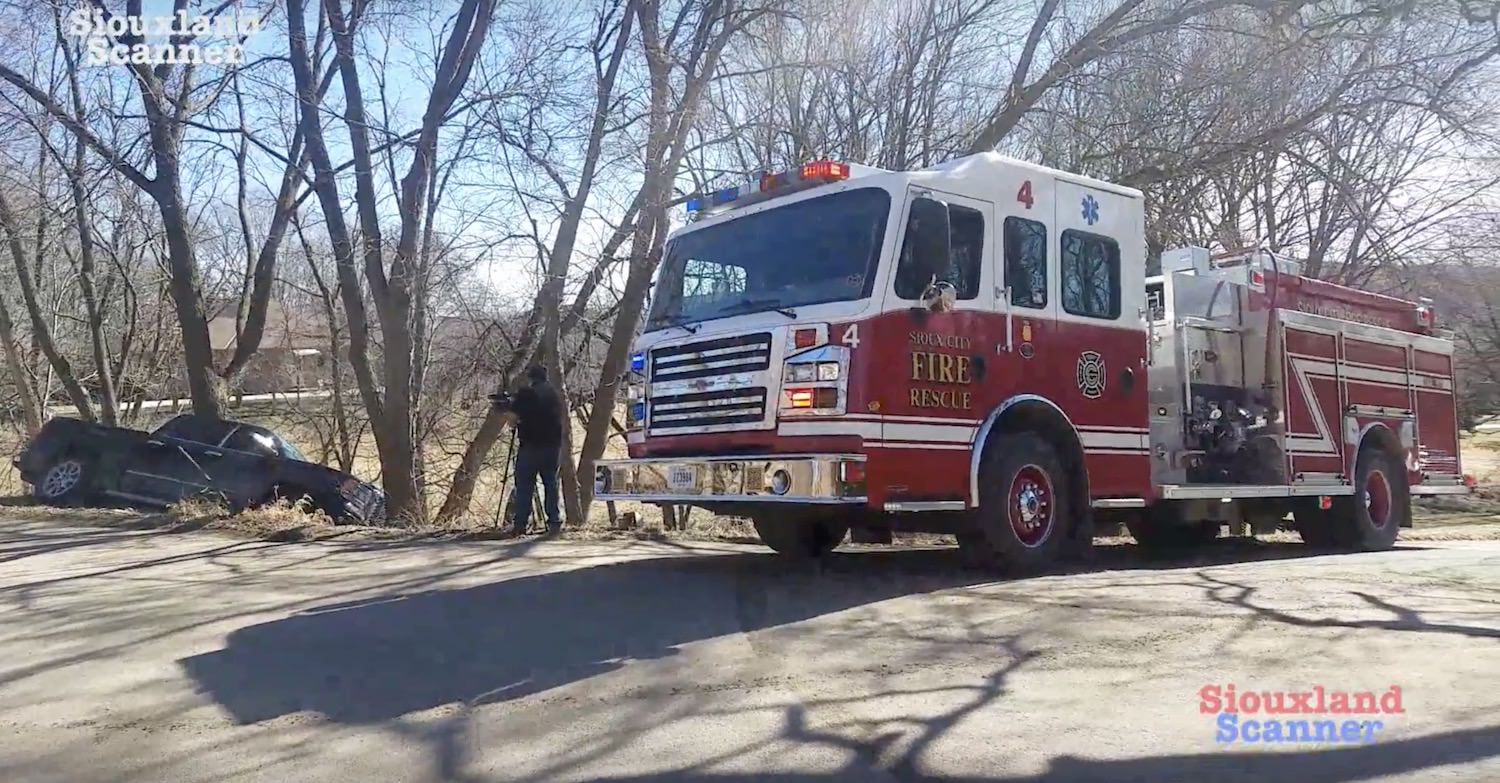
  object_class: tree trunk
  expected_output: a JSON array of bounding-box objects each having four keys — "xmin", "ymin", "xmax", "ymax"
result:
[
  {"xmin": 0, "ymin": 292, "xmax": 42, "ymax": 435},
  {"xmin": 154, "ymin": 176, "xmax": 223, "ymax": 420},
  {"xmin": 574, "ymin": 202, "xmax": 665, "ymax": 514}
]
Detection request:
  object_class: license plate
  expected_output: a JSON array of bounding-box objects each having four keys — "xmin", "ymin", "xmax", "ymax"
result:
[{"xmin": 668, "ymin": 465, "xmax": 698, "ymax": 490}]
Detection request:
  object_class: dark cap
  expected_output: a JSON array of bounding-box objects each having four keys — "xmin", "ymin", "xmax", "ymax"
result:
[{"xmin": 526, "ymin": 364, "xmax": 548, "ymax": 383}]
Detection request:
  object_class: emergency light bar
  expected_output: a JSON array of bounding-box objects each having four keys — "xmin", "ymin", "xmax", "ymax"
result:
[{"xmin": 685, "ymin": 160, "xmax": 852, "ymax": 218}]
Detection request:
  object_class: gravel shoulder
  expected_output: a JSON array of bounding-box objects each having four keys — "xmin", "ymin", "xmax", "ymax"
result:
[{"xmin": 0, "ymin": 511, "xmax": 1497, "ymax": 783}]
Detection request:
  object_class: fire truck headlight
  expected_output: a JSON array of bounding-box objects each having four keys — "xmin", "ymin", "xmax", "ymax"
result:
[
  {"xmin": 816, "ymin": 362, "xmax": 840, "ymax": 381},
  {"xmin": 787, "ymin": 364, "xmax": 816, "ymax": 383},
  {"xmin": 627, "ymin": 383, "xmax": 644, "ymax": 401},
  {"xmin": 769, "ymin": 469, "xmax": 792, "ymax": 496}
]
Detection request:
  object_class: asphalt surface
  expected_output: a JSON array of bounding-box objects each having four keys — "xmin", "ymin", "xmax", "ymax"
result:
[{"xmin": 0, "ymin": 516, "xmax": 1497, "ymax": 783}]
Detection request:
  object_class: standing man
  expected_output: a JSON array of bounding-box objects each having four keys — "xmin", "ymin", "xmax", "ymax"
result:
[{"xmin": 491, "ymin": 364, "xmax": 565, "ymax": 536}]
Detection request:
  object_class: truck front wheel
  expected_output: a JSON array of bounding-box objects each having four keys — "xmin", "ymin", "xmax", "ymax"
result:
[
  {"xmin": 964, "ymin": 432, "xmax": 1071, "ymax": 573},
  {"xmin": 752, "ymin": 513, "xmax": 849, "ymax": 558}
]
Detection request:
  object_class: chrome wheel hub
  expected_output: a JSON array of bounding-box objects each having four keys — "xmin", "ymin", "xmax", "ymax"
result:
[{"xmin": 1016, "ymin": 484, "xmax": 1042, "ymax": 528}]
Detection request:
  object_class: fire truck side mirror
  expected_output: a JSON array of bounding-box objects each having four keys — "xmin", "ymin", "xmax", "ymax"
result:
[{"xmin": 907, "ymin": 196, "xmax": 951, "ymax": 283}]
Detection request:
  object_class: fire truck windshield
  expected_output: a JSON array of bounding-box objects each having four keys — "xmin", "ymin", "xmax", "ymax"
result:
[{"xmin": 647, "ymin": 187, "xmax": 890, "ymax": 330}]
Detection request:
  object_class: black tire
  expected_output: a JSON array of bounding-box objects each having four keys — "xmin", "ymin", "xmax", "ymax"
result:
[
  {"xmin": 1336, "ymin": 447, "xmax": 1406, "ymax": 550},
  {"xmin": 753, "ymin": 513, "xmax": 849, "ymax": 558},
  {"xmin": 964, "ymin": 432, "xmax": 1071, "ymax": 573},
  {"xmin": 1293, "ymin": 447, "xmax": 1406, "ymax": 551},
  {"xmin": 955, "ymin": 531, "xmax": 997, "ymax": 569},
  {"xmin": 1126, "ymin": 507, "xmax": 1220, "ymax": 551},
  {"xmin": 32, "ymin": 456, "xmax": 92, "ymax": 505}
]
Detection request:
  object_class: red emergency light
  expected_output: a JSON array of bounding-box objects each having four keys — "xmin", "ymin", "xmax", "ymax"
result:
[{"xmin": 800, "ymin": 160, "xmax": 850, "ymax": 182}]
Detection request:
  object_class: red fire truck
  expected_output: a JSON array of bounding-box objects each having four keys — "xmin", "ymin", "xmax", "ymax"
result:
[{"xmin": 593, "ymin": 153, "xmax": 1471, "ymax": 570}]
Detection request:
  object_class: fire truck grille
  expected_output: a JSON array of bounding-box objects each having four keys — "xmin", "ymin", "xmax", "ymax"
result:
[
  {"xmin": 649, "ymin": 388, "xmax": 767, "ymax": 430},
  {"xmin": 650, "ymin": 333, "xmax": 772, "ymax": 383}
]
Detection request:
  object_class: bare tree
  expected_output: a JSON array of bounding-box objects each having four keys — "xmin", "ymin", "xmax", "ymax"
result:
[
  {"xmin": 0, "ymin": 187, "xmax": 96, "ymax": 420},
  {"xmin": 0, "ymin": 0, "xmax": 297, "ymax": 420},
  {"xmin": 435, "ymin": 0, "xmax": 640, "ymax": 523},
  {"xmin": 287, "ymin": 0, "xmax": 499, "ymax": 520},
  {"xmin": 574, "ymin": 0, "xmax": 778, "ymax": 519}
]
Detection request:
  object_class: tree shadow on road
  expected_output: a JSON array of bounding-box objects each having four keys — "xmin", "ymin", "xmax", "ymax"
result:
[
  {"xmin": 178, "ymin": 549, "xmax": 989, "ymax": 724},
  {"xmin": 1198, "ymin": 571, "xmax": 1500, "ymax": 640}
]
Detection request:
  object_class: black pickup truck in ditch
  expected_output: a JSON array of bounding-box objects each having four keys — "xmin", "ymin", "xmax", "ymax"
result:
[{"xmin": 13, "ymin": 414, "xmax": 385, "ymax": 523}]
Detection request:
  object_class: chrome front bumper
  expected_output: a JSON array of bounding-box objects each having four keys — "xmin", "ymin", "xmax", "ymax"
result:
[{"xmin": 594, "ymin": 454, "xmax": 866, "ymax": 504}]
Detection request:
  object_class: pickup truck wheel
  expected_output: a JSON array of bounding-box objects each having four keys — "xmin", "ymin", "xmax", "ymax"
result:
[
  {"xmin": 970, "ymin": 432, "xmax": 1070, "ymax": 573},
  {"xmin": 753, "ymin": 514, "xmax": 848, "ymax": 558},
  {"xmin": 34, "ymin": 457, "xmax": 90, "ymax": 505}
]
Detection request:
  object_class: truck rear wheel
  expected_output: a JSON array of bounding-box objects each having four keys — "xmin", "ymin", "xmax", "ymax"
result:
[
  {"xmin": 1294, "ymin": 446, "xmax": 1406, "ymax": 551},
  {"xmin": 752, "ymin": 513, "xmax": 849, "ymax": 558},
  {"xmin": 1338, "ymin": 446, "xmax": 1406, "ymax": 550},
  {"xmin": 964, "ymin": 432, "xmax": 1070, "ymax": 573}
]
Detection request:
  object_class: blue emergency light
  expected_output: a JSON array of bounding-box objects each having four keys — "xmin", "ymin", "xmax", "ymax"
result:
[{"xmin": 629, "ymin": 351, "xmax": 646, "ymax": 373}]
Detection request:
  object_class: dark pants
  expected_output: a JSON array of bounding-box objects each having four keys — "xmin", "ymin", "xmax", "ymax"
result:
[{"xmin": 512, "ymin": 444, "xmax": 561, "ymax": 533}]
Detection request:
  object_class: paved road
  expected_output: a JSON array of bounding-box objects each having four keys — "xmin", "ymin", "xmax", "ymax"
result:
[{"xmin": 1, "ymin": 517, "xmax": 1498, "ymax": 782}]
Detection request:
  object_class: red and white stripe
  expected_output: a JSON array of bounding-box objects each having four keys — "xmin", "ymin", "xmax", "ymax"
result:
[
  {"xmin": 1078, "ymin": 425, "xmax": 1150, "ymax": 455},
  {"xmin": 780, "ymin": 415, "xmax": 1150, "ymax": 455}
]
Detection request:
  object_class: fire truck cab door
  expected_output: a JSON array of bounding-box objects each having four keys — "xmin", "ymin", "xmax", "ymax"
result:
[{"xmin": 883, "ymin": 187, "xmax": 996, "ymax": 430}]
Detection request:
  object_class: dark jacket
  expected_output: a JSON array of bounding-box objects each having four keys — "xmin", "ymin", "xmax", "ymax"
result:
[{"xmin": 509, "ymin": 381, "xmax": 564, "ymax": 449}]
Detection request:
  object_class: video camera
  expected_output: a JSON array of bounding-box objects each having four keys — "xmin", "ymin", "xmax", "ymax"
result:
[{"xmin": 488, "ymin": 389, "xmax": 514, "ymax": 409}]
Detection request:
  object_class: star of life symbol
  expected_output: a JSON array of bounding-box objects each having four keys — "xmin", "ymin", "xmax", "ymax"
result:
[
  {"xmin": 1077, "ymin": 351, "xmax": 1105, "ymax": 399},
  {"xmin": 1081, "ymin": 194, "xmax": 1100, "ymax": 225}
]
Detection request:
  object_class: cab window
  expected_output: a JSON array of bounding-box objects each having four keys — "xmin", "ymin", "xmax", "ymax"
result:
[
  {"xmin": 894, "ymin": 202, "xmax": 984, "ymax": 300},
  {"xmin": 1061, "ymin": 230, "xmax": 1121, "ymax": 319},
  {"xmin": 1004, "ymin": 217, "xmax": 1047, "ymax": 309},
  {"xmin": 681, "ymin": 258, "xmax": 747, "ymax": 305}
]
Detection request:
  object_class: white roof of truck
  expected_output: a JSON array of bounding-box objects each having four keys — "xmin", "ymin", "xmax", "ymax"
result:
[{"xmin": 920, "ymin": 152, "xmax": 1144, "ymax": 199}]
